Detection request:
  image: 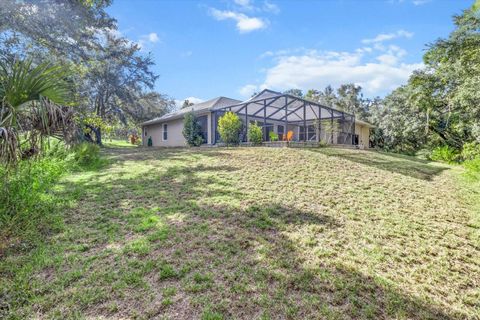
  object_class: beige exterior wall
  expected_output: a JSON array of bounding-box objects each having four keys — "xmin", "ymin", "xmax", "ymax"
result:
[
  {"xmin": 143, "ymin": 118, "xmax": 186, "ymax": 147},
  {"xmin": 143, "ymin": 112, "xmax": 213, "ymax": 147},
  {"xmin": 355, "ymin": 123, "xmax": 371, "ymax": 149}
]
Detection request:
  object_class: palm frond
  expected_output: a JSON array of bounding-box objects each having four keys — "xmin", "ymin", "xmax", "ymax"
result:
[{"xmin": 0, "ymin": 57, "xmax": 75, "ymax": 164}]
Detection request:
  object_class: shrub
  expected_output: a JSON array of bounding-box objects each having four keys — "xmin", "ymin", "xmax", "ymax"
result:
[
  {"xmin": 248, "ymin": 123, "xmax": 263, "ymax": 145},
  {"xmin": 0, "ymin": 156, "xmax": 66, "ymax": 249},
  {"xmin": 429, "ymin": 145, "xmax": 460, "ymax": 163},
  {"xmin": 0, "ymin": 142, "xmax": 105, "ymax": 251},
  {"xmin": 464, "ymin": 158, "xmax": 480, "ymax": 178},
  {"xmin": 72, "ymin": 142, "xmax": 102, "ymax": 168},
  {"xmin": 461, "ymin": 142, "xmax": 480, "ymax": 161},
  {"xmin": 269, "ymin": 131, "xmax": 279, "ymax": 142},
  {"xmin": 183, "ymin": 112, "xmax": 204, "ymax": 146},
  {"xmin": 217, "ymin": 112, "xmax": 242, "ymax": 146}
]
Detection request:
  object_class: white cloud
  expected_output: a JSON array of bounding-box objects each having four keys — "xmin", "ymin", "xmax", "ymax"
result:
[
  {"xmin": 247, "ymin": 42, "xmax": 422, "ymax": 97},
  {"xmin": 174, "ymin": 97, "xmax": 204, "ymax": 109},
  {"xmin": 148, "ymin": 32, "xmax": 159, "ymax": 43},
  {"xmin": 137, "ymin": 32, "xmax": 161, "ymax": 49},
  {"xmin": 263, "ymin": 1, "xmax": 280, "ymax": 14},
  {"xmin": 210, "ymin": 8, "xmax": 267, "ymax": 33},
  {"xmin": 362, "ymin": 29, "xmax": 413, "ymax": 44},
  {"xmin": 234, "ymin": 0, "xmax": 253, "ymax": 9},
  {"xmin": 239, "ymin": 84, "xmax": 259, "ymax": 97},
  {"xmin": 412, "ymin": 0, "xmax": 431, "ymax": 5}
]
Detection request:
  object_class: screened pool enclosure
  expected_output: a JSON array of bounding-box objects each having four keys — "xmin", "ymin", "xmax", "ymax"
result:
[{"xmin": 211, "ymin": 89, "xmax": 356, "ymax": 145}]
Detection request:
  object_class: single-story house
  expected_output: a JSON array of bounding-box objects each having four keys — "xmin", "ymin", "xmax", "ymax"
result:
[{"xmin": 141, "ymin": 89, "xmax": 374, "ymax": 148}]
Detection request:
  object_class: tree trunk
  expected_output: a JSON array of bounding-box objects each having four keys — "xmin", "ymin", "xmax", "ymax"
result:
[{"xmin": 85, "ymin": 124, "xmax": 102, "ymax": 145}]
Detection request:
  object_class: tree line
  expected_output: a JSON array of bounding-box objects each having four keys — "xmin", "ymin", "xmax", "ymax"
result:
[
  {"xmin": 280, "ymin": 3, "xmax": 480, "ymax": 159},
  {"xmin": 0, "ymin": 0, "xmax": 174, "ymax": 163}
]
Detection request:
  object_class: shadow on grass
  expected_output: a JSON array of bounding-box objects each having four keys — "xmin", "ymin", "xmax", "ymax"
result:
[
  {"xmin": 1, "ymin": 147, "xmax": 461, "ymax": 319},
  {"xmin": 101, "ymin": 146, "xmax": 231, "ymax": 164},
  {"xmin": 307, "ymin": 148, "xmax": 449, "ymax": 181}
]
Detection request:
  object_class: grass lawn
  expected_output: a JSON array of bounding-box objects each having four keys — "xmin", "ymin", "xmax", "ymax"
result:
[{"xmin": 1, "ymin": 146, "xmax": 479, "ymax": 319}]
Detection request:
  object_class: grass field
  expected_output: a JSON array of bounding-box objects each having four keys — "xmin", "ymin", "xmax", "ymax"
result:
[{"xmin": 1, "ymin": 146, "xmax": 479, "ymax": 319}]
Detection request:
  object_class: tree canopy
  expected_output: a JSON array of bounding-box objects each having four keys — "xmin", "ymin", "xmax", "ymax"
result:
[{"xmin": 0, "ymin": 0, "xmax": 174, "ymax": 147}]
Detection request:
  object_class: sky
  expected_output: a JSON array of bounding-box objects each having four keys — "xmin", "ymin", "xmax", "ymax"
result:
[{"xmin": 107, "ymin": 0, "xmax": 473, "ymax": 106}]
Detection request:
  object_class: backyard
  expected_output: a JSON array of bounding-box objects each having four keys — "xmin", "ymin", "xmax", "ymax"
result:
[{"xmin": 1, "ymin": 145, "xmax": 479, "ymax": 319}]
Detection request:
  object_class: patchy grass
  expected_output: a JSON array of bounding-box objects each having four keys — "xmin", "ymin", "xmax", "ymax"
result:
[{"xmin": 1, "ymin": 146, "xmax": 479, "ymax": 319}]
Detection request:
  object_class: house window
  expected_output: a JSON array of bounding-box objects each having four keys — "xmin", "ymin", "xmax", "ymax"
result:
[
  {"xmin": 197, "ymin": 115, "xmax": 208, "ymax": 144},
  {"xmin": 277, "ymin": 125, "xmax": 284, "ymax": 140},
  {"xmin": 163, "ymin": 124, "xmax": 168, "ymax": 140},
  {"xmin": 300, "ymin": 125, "xmax": 316, "ymax": 141}
]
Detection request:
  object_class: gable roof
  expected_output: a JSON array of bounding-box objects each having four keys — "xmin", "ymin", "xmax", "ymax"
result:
[{"xmin": 142, "ymin": 96, "xmax": 241, "ymax": 126}]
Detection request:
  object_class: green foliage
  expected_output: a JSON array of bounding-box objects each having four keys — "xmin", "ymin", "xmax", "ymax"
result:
[
  {"xmin": 0, "ymin": 58, "xmax": 74, "ymax": 163},
  {"xmin": 429, "ymin": 146, "xmax": 460, "ymax": 163},
  {"xmin": 194, "ymin": 135, "xmax": 204, "ymax": 146},
  {"xmin": 0, "ymin": 142, "xmax": 104, "ymax": 249},
  {"xmin": 183, "ymin": 112, "xmax": 204, "ymax": 146},
  {"xmin": 269, "ymin": 131, "xmax": 279, "ymax": 142},
  {"xmin": 0, "ymin": 157, "xmax": 65, "ymax": 242},
  {"xmin": 461, "ymin": 142, "xmax": 480, "ymax": 161},
  {"xmin": 371, "ymin": 5, "xmax": 480, "ymax": 153},
  {"xmin": 463, "ymin": 158, "xmax": 480, "ymax": 178},
  {"xmin": 72, "ymin": 142, "xmax": 103, "ymax": 168},
  {"xmin": 217, "ymin": 112, "xmax": 242, "ymax": 146},
  {"xmin": 248, "ymin": 123, "xmax": 263, "ymax": 145}
]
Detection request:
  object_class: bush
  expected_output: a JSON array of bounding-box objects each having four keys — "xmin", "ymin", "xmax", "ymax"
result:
[
  {"xmin": 217, "ymin": 112, "xmax": 242, "ymax": 146},
  {"xmin": 72, "ymin": 142, "xmax": 102, "ymax": 168},
  {"xmin": 0, "ymin": 156, "xmax": 66, "ymax": 249},
  {"xmin": 269, "ymin": 131, "xmax": 279, "ymax": 142},
  {"xmin": 461, "ymin": 142, "xmax": 480, "ymax": 161},
  {"xmin": 0, "ymin": 142, "xmax": 105, "ymax": 251},
  {"xmin": 183, "ymin": 112, "xmax": 204, "ymax": 146},
  {"xmin": 464, "ymin": 158, "xmax": 480, "ymax": 178},
  {"xmin": 429, "ymin": 145, "xmax": 460, "ymax": 163},
  {"xmin": 248, "ymin": 123, "xmax": 263, "ymax": 145}
]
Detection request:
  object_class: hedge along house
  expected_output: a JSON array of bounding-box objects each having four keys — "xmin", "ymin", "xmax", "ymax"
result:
[{"xmin": 141, "ymin": 89, "xmax": 374, "ymax": 148}]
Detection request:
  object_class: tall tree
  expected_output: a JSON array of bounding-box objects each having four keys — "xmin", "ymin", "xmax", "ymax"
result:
[
  {"xmin": 0, "ymin": 0, "xmax": 114, "ymax": 62},
  {"xmin": 374, "ymin": 3, "xmax": 480, "ymax": 151},
  {"xmin": 181, "ymin": 99, "xmax": 194, "ymax": 109},
  {"xmin": 283, "ymin": 88, "xmax": 304, "ymax": 98}
]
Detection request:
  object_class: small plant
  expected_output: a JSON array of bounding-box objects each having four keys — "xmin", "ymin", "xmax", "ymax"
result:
[
  {"xmin": 429, "ymin": 145, "xmax": 460, "ymax": 163},
  {"xmin": 269, "ymin": 131, "xmax": 279, "ymax": 142},
  {"xmin": 464, "ymin": 158, "xmax": 480, "ymax": 178},
  {"xmin": 72, "ymin": 142, "xmax": 101, "ymax": 168},
  {"xmin": 158, "ymin": 262, "xmax": 178, "ymax": 280},
  {"xmin": 217, "ymin": 112, "xmax": 242, "ymax": 146},
  {"xmin": 461, "ymin": 142, "xmax": 480, "ymax": 161},
  {"xmin": 129, "ymin": 133, "xmax": 140, "ymax": 145},
  {"xmin": 183, "ymin": 112, "xmax": 204, "ymax": 146},
  {"xmin": 248, "ymin": 123, "xmax": 263, "ymax": 145}
]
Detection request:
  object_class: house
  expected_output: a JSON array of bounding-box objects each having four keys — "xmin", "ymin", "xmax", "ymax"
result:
[{"xmin": 141, "ymin": 89, "xmax": 374, "ymax": 148}]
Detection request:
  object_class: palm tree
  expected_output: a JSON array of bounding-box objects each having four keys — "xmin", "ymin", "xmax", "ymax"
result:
[{"xmin": 0, "ymin": 58, "xmax": 74, "ymax": 164}]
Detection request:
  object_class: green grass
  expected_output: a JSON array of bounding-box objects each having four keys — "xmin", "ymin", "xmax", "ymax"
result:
[
  {"xmin": 102, "ymin": 138, "xmax": 139, "ymax": 148},
  {"xmin": 1, "ymin": 146, "xmax": 479, "ymax": 319}
]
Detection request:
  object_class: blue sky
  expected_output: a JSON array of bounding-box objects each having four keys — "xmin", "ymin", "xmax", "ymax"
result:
[{"xmin": 107, "ymin": 0, "xmax": 472, "ymax": 105}]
